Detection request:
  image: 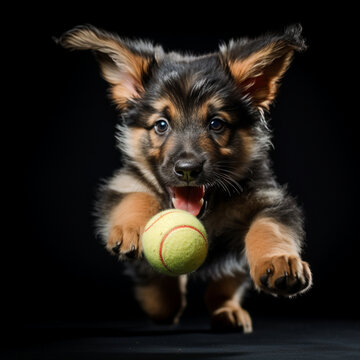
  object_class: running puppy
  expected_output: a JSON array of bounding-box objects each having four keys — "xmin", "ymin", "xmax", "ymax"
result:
[{"xmin": 59, "ymin": 24, "xmax": 312, "ymax": 333}]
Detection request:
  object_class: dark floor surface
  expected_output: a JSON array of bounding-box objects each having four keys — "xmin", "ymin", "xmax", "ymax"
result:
[{"xmin": 5, "ymin": 316, "xmax": 360, "ymax": 360}]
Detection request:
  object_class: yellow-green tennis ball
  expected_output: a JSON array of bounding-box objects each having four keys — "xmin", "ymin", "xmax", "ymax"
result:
[{"xmin": 141, "ymin": 209, "xmax": 208, "ymax": 276}]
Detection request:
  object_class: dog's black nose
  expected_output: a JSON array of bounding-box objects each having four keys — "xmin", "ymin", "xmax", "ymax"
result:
[{"xmin": 174, "ymin": 159, "xmax": 204, "ymax": 182}]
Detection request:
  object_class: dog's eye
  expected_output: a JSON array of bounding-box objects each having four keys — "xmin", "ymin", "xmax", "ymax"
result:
[
  {"xmin": 154, "ymin": 118, "xmax": 170, "ymax": 135},
  {"xmin": 209, "ymin": 117, "xmax": 226, "ymax": 133}
]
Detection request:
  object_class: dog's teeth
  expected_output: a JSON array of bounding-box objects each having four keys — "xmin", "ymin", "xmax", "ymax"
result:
[
  {"xmin": 172, "ymin": 197, "xmax": 176, "ymax": 207},
  {"xmin": 200, "ymin": 198, "xmax": 204, "ymax": 206}
]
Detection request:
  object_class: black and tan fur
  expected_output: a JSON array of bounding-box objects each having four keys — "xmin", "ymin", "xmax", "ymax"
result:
[{"xmin": 59, "ymin": 24, "xmax": 312, "ymax": 333}]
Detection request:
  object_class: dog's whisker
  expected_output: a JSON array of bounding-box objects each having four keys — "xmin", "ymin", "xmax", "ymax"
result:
[
  {"xmin": 221, "ymin": 175, "xmax": 243, "ymax": 194},
  {"xmin": 215, "ymin": 178, "xmax": 232, "ymax": 196},
  {"xmin": 210, "ymin": 170, "xmax": 242, "ymax": 196},
  {"xmin": 210, "ymin": 165, "xmax": 244, "ymax": 195},
  {"xmin": 218, "ymin": 174, "xmax": 243, "ymax": 195}
]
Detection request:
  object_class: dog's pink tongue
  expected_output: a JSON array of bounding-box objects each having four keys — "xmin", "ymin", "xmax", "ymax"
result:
[{"xmin": 171, "ymin": 186, "xmax": 205, "ymax": 216}]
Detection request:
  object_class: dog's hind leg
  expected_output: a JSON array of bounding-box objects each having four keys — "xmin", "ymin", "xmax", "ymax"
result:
[
  {"xmin": 135, "ymin": 274, "xmax": 187, "ymax": 325},
  {"xmin": 204, "ymin": 274, "xmax": 252, "ymax": 333}
]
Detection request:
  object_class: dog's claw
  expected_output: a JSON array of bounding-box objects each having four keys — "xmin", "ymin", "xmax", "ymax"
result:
[
  {"xmin": 112, "ymin": 241, "xmax": 122, "ymax": 254},
  {"xmin": 125, "ymin": 245, "xmax": 137, "ymax": 259}
]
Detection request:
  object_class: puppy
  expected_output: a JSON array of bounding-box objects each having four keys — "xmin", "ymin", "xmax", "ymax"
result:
[{"xmin": 59, "ymin": 24, "xmax": 312, "ymax": 333}]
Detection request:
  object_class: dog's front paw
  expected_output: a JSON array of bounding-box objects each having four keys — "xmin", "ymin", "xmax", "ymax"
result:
[
  {"xmin": 106, "ymin": 224, "xmax": 143, "ymax": 259},
  {"xmin": 252, "ymin": 255, "xmax": 312, "ymax": 297}
]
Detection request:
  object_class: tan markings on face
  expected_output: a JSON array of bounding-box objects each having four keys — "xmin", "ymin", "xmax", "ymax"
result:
[
  {"xmin": 196, "ymin": 132, "xmax": 218, "ymax": 159},
  {"xmin": 148, "ymin": 132, "xmax": 177, "ymax": 163},
  {"xmin": 207, "ymin": 96, "xmax": 226, "ymax": 111},
  {"xmin": 198, "ymin": 101, "xmax": 209, "ymax": 122},
  {"xmin": 238, "ymin": 129, "xmax": 255, "ymax": 161},
  {"xmin": 219, "ymin": 147, "xmax": 233, "ymax": 156},
  {"xmin": 196, "ymin": 97, "xmax": 235, "ymax": 155},
  {"xmin": 198, "ymin": 97, "xmax": 226, "ymax": 123},
  {"xmin": 127, "ymin": 127, "xmax": 148, "ymax": 162},
  {"xmin": 145, "ymin": 97, "xmax": 182, "ymax": 163},
  {"xmin": 212, "ymin": 130, "xmax": 231, "ymax": 148},
  {"xmin": 148, "ymin": 147, "xmax": 161, "ymax": 159},
  {"xmin": 146, "ymin": 98, "xmax": 178, "ymax": 158},
  {"xmin": 126, "ymin": 127, "xmax": 164, "ymax": 193},
  {"xmin": 215, "ymin": 110, "xmax": 232, "ymax": 123},
  {"xmin": 148, "ymin": 126, "xmax": 163, "ymax": 152},
  {"xmin": 161, "ymin": 132, "xmax": 177, "ymax": 155},
  {"xmin": 128, "ymin": 126, "xmax": 165, "ymax": 164},
  {"xmin": 213, "ymin": 129, "xmax": 254, "ymax": 162},
  {"xmin": 148, "ymin": 98, "xmax": 177, "ymax": 126},
  {"xmin": 146, "ymin": 120, "xmax": 176, "ymax": 162}
]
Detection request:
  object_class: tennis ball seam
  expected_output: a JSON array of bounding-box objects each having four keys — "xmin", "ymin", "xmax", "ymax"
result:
[
  {"xmin": 144, "ymin": 210, "xmax": 179, "ymax": 232},
  {"xmin": 159, "ymin": 224, "xmax": 208, "ymax": 273}
]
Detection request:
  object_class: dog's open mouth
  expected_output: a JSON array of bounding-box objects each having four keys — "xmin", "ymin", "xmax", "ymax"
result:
[{"xmin": 169, "ymin": 185, "xmax": 205, "ymax": 217}]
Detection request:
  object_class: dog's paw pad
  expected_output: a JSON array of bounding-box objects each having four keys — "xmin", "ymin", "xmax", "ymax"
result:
[
  {"xmin": 211, "ymin": 303, "xmax": 253, "ymax": 334},
  {"xmin": 253, "ymin": 255, "xmax": 312, "ymax": 297}
]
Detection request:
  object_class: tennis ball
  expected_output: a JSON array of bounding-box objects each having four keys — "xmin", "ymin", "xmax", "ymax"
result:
[{"xmin": 141, "ymin": 209, "xmax": 208, "ymax": 276}]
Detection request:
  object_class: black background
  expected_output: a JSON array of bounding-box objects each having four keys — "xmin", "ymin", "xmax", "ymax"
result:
[{"xmin": 12, "ymin": 5, "xmax": 359, "ymax": 328}]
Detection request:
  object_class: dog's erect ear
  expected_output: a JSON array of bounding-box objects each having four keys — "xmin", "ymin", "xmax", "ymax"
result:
[
  {"xmin": 58, "ymin": 25, "xmax": 163, "ymax": 109},
  {"xmin": 220, "ymin": 24, "xmax": 306, "ymax": 110}
]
